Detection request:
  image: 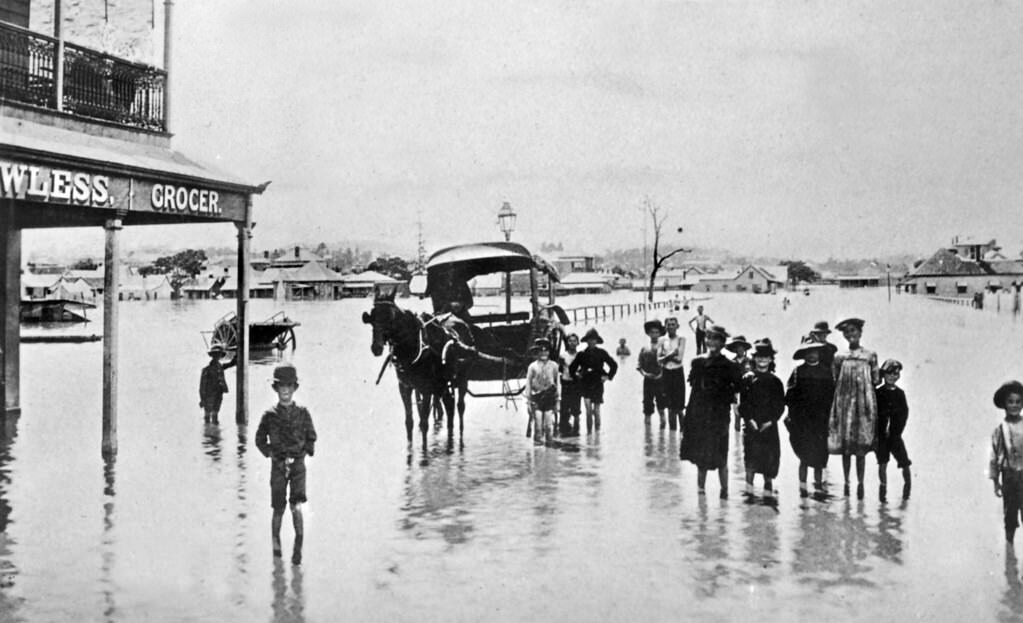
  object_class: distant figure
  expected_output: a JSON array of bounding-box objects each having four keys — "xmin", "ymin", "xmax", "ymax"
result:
[
  {"xmin": 974, "ymin": 291, "xmax": 985, "ymax": 310},
  {"xmin": 199, "ymin": 343, "xmax": 230, "ymax": 424},
  {"xmin": 688, "ymin": 305, "xmax": 714, "ymax": 355},
  {"xmin": 680, "ymin": 324, "xmax": 740, "ymax": 498},
  {"xmin": 785, "ymin": 342, "xmax": 835, "ymax": 498},
  {"xmin": 782, "ymin": 296, "xmax": 790, "ymax": 311},
  {"xmin": 255, "ymin": 363, "xmax": 318, "ymax": 566},
  {"xmin": 569, "ymin": 328, "xmax": 618, "ymax": 433},
  {"xmin": 828, "ymin": 318, "xmax": 878, "ymax": 500},
  {"xmin": 740, "ymin": 339, "xmax": 785, "ymax": 497},
  {"xmin": 991, "ymin": 380, "xmax": 1023, "ymax": 543},
  {"xmin": 876, "ymin": 359, "xmax": 912, "ymax": 500},
  {"xmin": 637, "ymin": 320, "xmax": 666, "ymax": 428},
  {"xmin": 673, "ymin": 293, "xmax": 681, "ymax": 311},
  {"xmin": 657, "ymin": 317, "xmax": 687, "ymax": 430},
  {"xmin": 526, "ymin": 338, "xmax": 560, "ymax": 443},
  {"xmin": 616, "ymin": 338, "xmax": 632, "ymax": 358},
  {"xmin": 559, "ymin": 333, "xmax": 582, "ymax": 435}
]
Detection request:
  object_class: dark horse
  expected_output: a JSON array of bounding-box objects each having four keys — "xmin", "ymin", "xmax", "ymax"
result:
[{"xmin": 363, "ymin": 289, "xmax": 471, "ymax": 444}]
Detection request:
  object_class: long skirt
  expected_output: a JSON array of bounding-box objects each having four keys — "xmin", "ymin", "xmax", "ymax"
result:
[
  {"xmin": 744, "ymin": 424, "xmax": 780, "ymax": 478},
  {"xmin": 680, "ymin": 401, "xmax": 730, "ymax": 470}
]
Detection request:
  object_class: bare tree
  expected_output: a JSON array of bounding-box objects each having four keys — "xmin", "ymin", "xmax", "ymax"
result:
[{"xmin": 643, "ymin": 196, "xmax": 689, "ymax": 303}]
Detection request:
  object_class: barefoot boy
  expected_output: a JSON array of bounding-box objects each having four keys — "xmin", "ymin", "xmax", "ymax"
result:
[
  {"xmin": 256, "ymin": 363, "xmax": 317, "ymax": 565},
  {"xmin": 991, "ymin": 380, "xmax": 1023, "ymax": 543}
]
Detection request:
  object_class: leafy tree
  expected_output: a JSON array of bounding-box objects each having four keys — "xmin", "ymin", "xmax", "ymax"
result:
[
  {"xmin": 367, "ymin": 255, "xmax": 412, "ymax": 281},
  {"xmin": 642, "ymin": 196, "xmax": 690, "ymax": 302},
  {"xmin": 784, "ymin": 260, "xmax": 819, "ymax": 285},
  {"xmin": 146, "ymin": 249, "xmax": 208, "ymax": 298}
]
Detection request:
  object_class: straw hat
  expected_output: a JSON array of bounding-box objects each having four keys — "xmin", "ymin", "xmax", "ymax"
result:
[
  {"xmin": 792, "ymin": 342, "xmax": 826, "ymax": 360},
  {"xmin": 835, "ymin": 318, "xmax": 865, "ymax": 332}
]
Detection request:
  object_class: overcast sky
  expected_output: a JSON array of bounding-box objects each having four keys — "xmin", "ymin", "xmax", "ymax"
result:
[{"xmin": 30, "ymin": 0, "xmax": 1023, "ymax": 261}]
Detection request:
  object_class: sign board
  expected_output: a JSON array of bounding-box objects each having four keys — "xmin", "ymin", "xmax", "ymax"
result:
[{"xmin": 1, "ymin": 159, "xmax": 247, "ymax": 221}]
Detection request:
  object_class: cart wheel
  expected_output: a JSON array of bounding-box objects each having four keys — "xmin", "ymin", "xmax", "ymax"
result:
[{"xmin": 211, "ymin": 315, "xmax": 240, "ymax": 363}]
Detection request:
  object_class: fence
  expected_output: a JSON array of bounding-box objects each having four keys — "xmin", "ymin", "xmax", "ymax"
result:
[
  {"xmin": 927, "ymin": 292, "xmax": 1021, "ymax": 316},
  {"xmin": 560, "ymin": 299, "xmax": 676, "ymax": 326}
]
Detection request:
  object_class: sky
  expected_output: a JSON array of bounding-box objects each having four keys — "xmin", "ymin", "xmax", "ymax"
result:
[{"xmin": 28, "ymin": 0, "xmax": 1023, "ymax": 261}]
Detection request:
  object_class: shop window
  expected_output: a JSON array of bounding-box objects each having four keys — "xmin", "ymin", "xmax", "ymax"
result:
[{"xmin": 957, "ymin": 284, "xmax": 968, "ymax": 294}]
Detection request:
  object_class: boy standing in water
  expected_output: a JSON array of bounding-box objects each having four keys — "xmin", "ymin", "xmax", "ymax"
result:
[
  {"xmin": 991, "ymin": 380, "xmax": 1023, "ymax": 543},
  {"xmin": 526, "ymin": 338, "xmax": 561, "ymax": 443},
  {"xmin": 256, "ymin": 363, "xmax": 318, "ymax": 565},
  {"xmin": 637, "ymin": 320, "xmax": 666, "ymax": 428},
  {"xmin": 559, "ymin": 333, "xmax": 582, "ymax": 434},
  {"xmin": 876, "ymin": 359, "xmax": 912, "ymax": 501},
  {"xmin": 199, "ymin": 344, "xmax": 230, "ymax": 424}
]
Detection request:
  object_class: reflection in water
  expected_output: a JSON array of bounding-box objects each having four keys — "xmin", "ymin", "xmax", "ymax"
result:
[
  {"xmin": 101, "ymin": 453, "xmax": 117, "ymax": 622},
  {"xmin": 874, "ymin": 503, "xmax": 904, "ymax": 564},
  {"xmin": 0, "ymin": 416, "xmax": 21, "ymax": 617},
  {"xmin": 234, "ymin": 426, "xmax": 250, "ymax": 608},
  {"xmin": 791, "ymin": 500, "xmax": 891, "ymax": 590},
  {"xmin": 401, "ymin": 442, "xmax": 477, "ymax": 548},
  {"xmin": 681, "ymin": 495, "xmax": 731, "ymax": 598},
  {"xmin": 271, "ymin": 559, "xmax": 305, "ymax": 623},
  {"xmin": 644, "ymin": 426, "xmax": 681, "ymax": 513},
  {"xmin": 739, "ymin": 499, "xmax": 781, "ymax": 587},
  {"xmin": 202, "ymin": 423, "xmax": 223, "ymax": 464},
  {"xmin": 526, "ymin": 448, "xmax": 560, "ymax": 556},
  {"xmin": 1002, "ymin": 547, "xmax": 1023, "ymax": 621}
]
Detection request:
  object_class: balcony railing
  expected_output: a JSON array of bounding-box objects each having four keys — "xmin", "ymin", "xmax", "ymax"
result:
[{"xmin": 0, "ymin": 21, "xmax": 166, "ymax": 132}]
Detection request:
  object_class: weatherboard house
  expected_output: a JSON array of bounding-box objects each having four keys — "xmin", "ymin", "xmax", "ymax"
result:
[
  {"xmin": 899, "ymin": 237, "xmax": 1023, "ymax": 297},
  {"xmin": 697, "ymin": 265, "xmax": 785, "ymax": 294}
]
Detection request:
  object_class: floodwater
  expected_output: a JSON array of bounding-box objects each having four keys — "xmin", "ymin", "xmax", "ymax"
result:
[{"xmin": 2, "ymin": 287, "xmax": 1023, "ymax": 621}]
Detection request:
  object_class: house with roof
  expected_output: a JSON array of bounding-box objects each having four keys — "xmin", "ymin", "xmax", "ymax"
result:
[
  {"xmin": 696, "ymin": 265, "xmax": 785, "ymax": 294},
  {"xmin": 899, "ymin": 237, "xmax": 1023, "ymax": 297},
  {"xmin": 267, "ymin": 246, "xmax": 328, "ymax": 270},
  {"xmin": 338, "ymin": 269, "xmax": 403, "ymax": 298},
  {"xmin": 554, "ymin": 272, "xmax": 613, "ymax": 295}
]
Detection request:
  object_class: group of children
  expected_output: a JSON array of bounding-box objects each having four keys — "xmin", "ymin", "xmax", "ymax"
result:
[{"xmin": 633, "ymin": 316, "xmax": 912, "ymax": 501}]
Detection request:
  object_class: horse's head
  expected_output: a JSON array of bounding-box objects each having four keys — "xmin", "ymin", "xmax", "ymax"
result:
[{"xmin": 362, "ymin": 287, "xmax": 402, "ymax": 357}]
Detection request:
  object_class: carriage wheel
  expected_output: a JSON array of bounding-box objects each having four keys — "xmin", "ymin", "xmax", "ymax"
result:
[{"xmin": 211, "ymin": 316, "xmax": 240, "ymax": 363}]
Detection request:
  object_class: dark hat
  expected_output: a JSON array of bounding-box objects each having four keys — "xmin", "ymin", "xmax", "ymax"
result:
[
  {"xmin": 835, "ymin": 318, "xmax": 865, "ymax": 332},
  {"xmin": 793, "ymin": 342, "xmax": 826, "ymax": 360},
  {"xmin": 995, "ymin": 380, "xmax": 1023, "ymax": 409},
  {"xmin": 880, "ymin": 359, "xmax": 903, "ymax": 374},
  {"xmin": 725, "ymin": 335, "xmax": 751, "ymax": 353},
  {"xmin": 530, "ymin": 337, "xmax": 551, "ymax": 352},
  {"xmin": 752, "ymin": 338, "xmax": 776, "ymax": 357},
  {"xmin": 643, "ymin": 319, "xmax": 665, "ymax": 335},
  {"xmin": 704, "ymin": 324, "xmax": 729, "ymax": 340},
  {"xmin": 272, "ymin": 362, "xmax": 299, "ymax": 386},
  {"xmin": 581, "ymin": 328, "xmax": 604, "ymax": 344},
  {"xmin": 811, "ymin": 321, "xmax": 831, "ymax": 335},
  {"xmin": 208, "ymin": 343, "xmax": 226, "ymax": 357}
]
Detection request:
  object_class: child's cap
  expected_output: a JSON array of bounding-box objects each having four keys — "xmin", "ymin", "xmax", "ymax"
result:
[
  {"xmin": 272, "ymin": 363, "xmax": 299, "ymax": 385},
  {"xmin": 880, "ymin": 359, "xmax": 902, "ymax": 374},
  {"xmin": 995, "ymin": 380, "xmax": 1023, "ymax": 408},
  {"xmin": 208, "ymin": 343, "xmax": 226, "ymax": 357}
]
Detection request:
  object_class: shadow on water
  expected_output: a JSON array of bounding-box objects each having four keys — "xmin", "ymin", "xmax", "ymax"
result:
[
  {"xmin": 271, "ymin": 559, "xmax": 305, "ymax": 623},
  {"xmin": 0, "ymin": 415, "xmax": 23, "ymax": 619},
  {"xmin": 680, "ymin": 495, "xmax": 732, "ymax": 598},
  {"xmin": 101, "ymin": 454, "xmax": 117, "ymax": 622}
]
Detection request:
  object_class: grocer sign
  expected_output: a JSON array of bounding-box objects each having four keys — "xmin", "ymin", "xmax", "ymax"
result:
[
  {"xmin": 0, "ymin": 160, "xmax": 118, "ymax": 208},
  {"xmin": 136, "ymin": 180, "xmax": 246, "ymax": 221}
]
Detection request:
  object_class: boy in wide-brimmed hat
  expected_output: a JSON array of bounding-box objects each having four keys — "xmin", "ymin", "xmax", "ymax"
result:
[
  {"xmin": 638, "ymin": 319, "xmax": 667, "ymax": 428},
  {"xmin": 526, "ymin": 338, "xmax": 560, "ymax": 443},
  {"xmin": 991, "ymin": 380, "xmax": 1023, "ymax": 543},
  {"xmin": 199, "ymin": 343, "xmax": 230, "ymax": 424},
  {"xmin": 255, "ymin": 362, "xmax": 318, "ymax": 565},
  {"xmin": 801, "ymin": 321, "xmax": 838, "ymax": 368},
  {"xmin": 569, "ymin": 328, "xmax": 618, "ymax": 433}
]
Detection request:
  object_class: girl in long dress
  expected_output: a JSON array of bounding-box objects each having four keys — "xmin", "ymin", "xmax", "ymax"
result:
[
  {"xmin": 785, "ymin": 342, "xmax": 835, "ymax": 497},
  {"xmin": 680, "ymin": 325, "xmax": 740, "ymax": 498},
  {"xmin": 827, "ymin": 317, "xmax": 879, "ymax": 499},
  {"xmin": 739, "ymin": 339, "xmax": 786, "ymax": 496}
]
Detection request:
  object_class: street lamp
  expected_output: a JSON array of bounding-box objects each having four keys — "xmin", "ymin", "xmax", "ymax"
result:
[
  {"xmin": 886, "ymin": 264, "xmax": 892, "ymax": 303},
  {"xmin": 497, "ymin": 201, "xmax": 517, "ymax": 316},
  {"xmin": 497, "ymin": 201, "xmax": 517, "ymax": 241}
]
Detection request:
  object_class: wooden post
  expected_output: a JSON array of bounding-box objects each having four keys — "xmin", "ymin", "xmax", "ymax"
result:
[
  {"xmin": 1, "ymin": 201, "xmax": 20, "ymax": 416},
  {"xmin": 102, "ymin": 217, "xmax": 122, "ymax": 456},
  {"xmin": 235, "ymin": 204, "xmax": 252, "ymax": 424},
  {"xmin": 163, "ymin": 0, "xmax": 173, "ymax": 131}
]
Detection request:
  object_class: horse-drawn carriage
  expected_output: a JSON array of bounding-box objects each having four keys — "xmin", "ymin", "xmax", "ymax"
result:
[
  {"xmin": 201, "ymin": 311, "xmax": 300, "ymax": 365},
  {"xmin": 364, "ymin": 241, "xmax": 568, "ymax": 441}
]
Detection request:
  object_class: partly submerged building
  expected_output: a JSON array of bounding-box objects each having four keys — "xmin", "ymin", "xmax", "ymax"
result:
[
  {"xmin": 899, "ymin": 237, "xmax": 1023, "ymax": 297},
  {"xmin": 696, "ymin": 265, "xmax": 785, "ymax": 294}
]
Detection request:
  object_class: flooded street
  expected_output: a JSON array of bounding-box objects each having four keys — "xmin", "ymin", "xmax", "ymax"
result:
[{"xmin": 2, "ymin": 288, "xmax": 1022, "ymax": 621}]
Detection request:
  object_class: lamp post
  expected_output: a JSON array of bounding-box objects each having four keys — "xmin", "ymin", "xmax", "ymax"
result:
[
  {"xmin": 886, "ymin": 264, "xmax": 892, "ymax": 303},
  {"xmin": 497, "ymin": 202, "xmax": 516, "ymax": 316}
]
